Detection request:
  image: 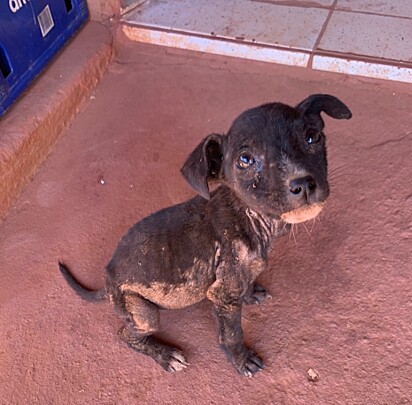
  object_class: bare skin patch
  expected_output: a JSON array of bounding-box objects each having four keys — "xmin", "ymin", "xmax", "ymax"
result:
[
  {"xmin": 121, "ymin": 282, "xmax": 209, "ymax": 309},
  {"xmin": 123, "ymin": 292, "xmax": 159, "ymax": 334},
  {"xmin": 281, "ymin": 202, "xmax": 324, "ymax": 224},
  {"xmin": 232, "ymin": 240, "xmax": 266, "ymax": 277}
]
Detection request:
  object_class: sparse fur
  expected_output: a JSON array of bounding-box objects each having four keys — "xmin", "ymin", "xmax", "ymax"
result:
[{"xmin": 59, "ymin": 94, "xmax": 351, "ymax": 376}]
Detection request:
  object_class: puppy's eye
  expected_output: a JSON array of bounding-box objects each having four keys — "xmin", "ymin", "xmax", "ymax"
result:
[
  {"xmin": 237, "ymin": 153, "xmax": 255, "ymax": 169},
  {"xmin": 306, "ymin": 130, "xmax": 321, "ymax": 145}
]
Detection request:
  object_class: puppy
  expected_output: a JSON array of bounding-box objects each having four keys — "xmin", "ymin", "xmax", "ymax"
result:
[{"xmin": 59, "ymin": 94, "xmax": 351, "ymax": 376}]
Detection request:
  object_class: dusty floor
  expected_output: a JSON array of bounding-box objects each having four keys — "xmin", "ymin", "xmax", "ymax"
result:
[{"xmin": 1, "ymin": 38, "xmax": 412, "ymax": 404}]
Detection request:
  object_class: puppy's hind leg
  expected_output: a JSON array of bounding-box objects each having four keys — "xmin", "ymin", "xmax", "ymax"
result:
[{"xmin": 116, "ymin": 290, "xmax": 188, "ymax": 372}]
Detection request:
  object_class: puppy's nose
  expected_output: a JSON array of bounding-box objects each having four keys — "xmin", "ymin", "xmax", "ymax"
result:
[{"xmin": 289, "ymin": 175, "xmax": 317, "ymax": 198}]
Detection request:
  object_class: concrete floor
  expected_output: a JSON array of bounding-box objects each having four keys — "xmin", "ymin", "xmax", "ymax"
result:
[{"xmin": 1, "ymin": 33, "xmax": 412, "ymax": 404}]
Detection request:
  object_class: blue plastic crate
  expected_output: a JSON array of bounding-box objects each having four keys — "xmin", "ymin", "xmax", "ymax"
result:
[{"xmin": 0, "ymin": 0, "xmax": 89, "ymax": 115}]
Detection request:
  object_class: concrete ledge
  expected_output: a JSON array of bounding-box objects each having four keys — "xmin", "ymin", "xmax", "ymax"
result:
[
  {"xmin": 312, "ymin": 55, "xmax": 412, "ymax": 84},
  {"xmin": 0, "ymin": 22, "xmax": 113, "ymax": 221},
  {"xmin": 122, "ymin": 25, "xmax": 310, "ymax": 67}
]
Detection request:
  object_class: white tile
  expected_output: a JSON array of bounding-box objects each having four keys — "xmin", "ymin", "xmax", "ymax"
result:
[
  {"xmin": 251, "ymin": 0, "xmax": 334, "ymax": 6},
  {"xmin": 313, "ymin": 55, "xmax": 412, "ymax": 83},
  {"xmin": 337, "ymin": 0, "xmax": 412, "ymax": 18},
  {"xmin": 123, "ymin": 25, "xmax": 310, "ymax": 66},
  {"xmin": 121, "ymin": 0, "xmax": 147, "ymax": 14},
  {"xmin": 123, "ymin": 0, "xmax": 329, "ymax": 51},
  {"xmin": 319, "ymin": 11, "xmax": 412, "ymax": 62}
]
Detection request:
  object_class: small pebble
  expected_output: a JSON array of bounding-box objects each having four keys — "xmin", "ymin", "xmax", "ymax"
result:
[{"xmin": 307, "ymin": 368, "xmax": 320, "ymax": 382}]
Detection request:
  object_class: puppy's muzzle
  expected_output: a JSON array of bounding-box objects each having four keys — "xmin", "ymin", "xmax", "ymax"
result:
[{"xmin": 281, "ymin": 175, "xmax": 326, "ymax": 224}]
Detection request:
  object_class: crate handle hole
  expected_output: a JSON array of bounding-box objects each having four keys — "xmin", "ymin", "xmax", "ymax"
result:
[
  {"xmin": 0, "ymin": 45, "xmax": 11, "ymax": 78},
  {"xmin": 64, "ymin": 0, "xmax": 73, "ymax": 12}
]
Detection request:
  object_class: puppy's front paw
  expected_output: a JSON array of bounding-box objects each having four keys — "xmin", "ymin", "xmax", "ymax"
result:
[
  {"xmin": 224, "ymin": 345, "xmax": 264, "ymax": 377},
  {"xmin": 244, "ymin": 283, "xmax": 272, "ymax": 305},
  {"xmin": 239, "ymin": 350, "xmax": 264, "ymax": 377}
]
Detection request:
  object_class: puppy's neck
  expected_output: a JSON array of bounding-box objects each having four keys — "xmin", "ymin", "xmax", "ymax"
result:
[
  {"xmin": 245, "ymin": 207, "xmax": 290, "ymax": 255},
  {"xmin": 245, "ymin": 207, "xmax": 273, "ymax": 245},
  {"xmin": 244, "ymin": 207, "xmax": 289, "ymax": 249},
  {"xmin": 211, "ymin": 186, "xmax": 289, "ymax": 243}
]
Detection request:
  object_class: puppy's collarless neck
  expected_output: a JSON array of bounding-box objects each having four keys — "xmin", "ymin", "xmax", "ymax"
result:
[
  {"xmin": 244, "ymin": 207, "xmax": 288, "ymax": 244},
  {"xmin": 245, "ymin": 207, "xmax": 273, "ymax": 244},
  {"xmin": 209, "ymin": 186, "xmax": 289, "ymax": 248}
]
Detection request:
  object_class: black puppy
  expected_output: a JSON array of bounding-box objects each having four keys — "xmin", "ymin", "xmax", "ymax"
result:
[{"xmin": 59, "ymin": 94, "xmax": 351, "ymax": 376}]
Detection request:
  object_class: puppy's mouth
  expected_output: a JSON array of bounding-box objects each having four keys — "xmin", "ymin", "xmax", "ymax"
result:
[{"xmin": 281, "ymin": 202, "xmax": 325, "ymax": 224}]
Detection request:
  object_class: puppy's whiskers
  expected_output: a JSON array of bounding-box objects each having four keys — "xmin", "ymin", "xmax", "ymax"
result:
[
  {"xmin": 329, "ymin": 163, "xmax": 349, "ymax": 176},
  {"xmin": 316, "ymin": 212, "xmax": 325, "ymax": 229},
  {"xmin": 290, "ymin": 224, "xmax": 297, "ymax": 246},
  {"xmin": 329, "ymin": 172, "xmax": 358, "ymax": 185},
  {"xmin": 310, "ymin": 218, "xmax": 317, "ymax": 233},
  {"xmin": 302, "ymin": 222, "xmax": 312, "ymax": 239}
]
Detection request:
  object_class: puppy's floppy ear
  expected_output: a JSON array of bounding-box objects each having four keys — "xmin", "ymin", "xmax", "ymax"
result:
[
  {"xmin": 180, "ymin": 134, "xmax": 224, "ymax": 200},
  {"xmin": 296, "ymin": 94, "xmax": 352, "ymax": 120}
]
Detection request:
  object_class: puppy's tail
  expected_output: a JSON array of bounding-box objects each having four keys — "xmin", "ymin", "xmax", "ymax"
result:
[{"xmin": 58, "ymin": 262, "xmax": 107, "ymax": 302}]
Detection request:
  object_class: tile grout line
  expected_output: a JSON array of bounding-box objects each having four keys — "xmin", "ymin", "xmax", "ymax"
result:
[
  {"xmin": 249, "ymin": 0, "xmax": 332, "ymax": 11},
  {"xmin": 333, "ymin": 8, "xmax": 412, "ymax": 21},
  {"xmin": 120, "ymin": 0, "xmax": 149, "ymax": 16},
  {"xmin": 307, "ymin": 0, "xmax": 337, "ymax": 69},
  {"xmin": 250, "ymin": 0, "xmax": 412, "ymax": 20}
]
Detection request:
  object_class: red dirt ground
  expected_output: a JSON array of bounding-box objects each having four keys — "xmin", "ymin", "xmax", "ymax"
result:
[{"xmin": 1, "ymin": 38, "xmax": 411, "ymax": 404}]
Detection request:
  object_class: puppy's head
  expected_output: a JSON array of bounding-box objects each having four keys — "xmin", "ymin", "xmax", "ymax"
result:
[{"xmin": 181, "ymin": 94, "xmax": 351, "ymax": 223}]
